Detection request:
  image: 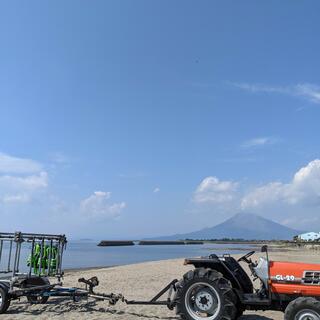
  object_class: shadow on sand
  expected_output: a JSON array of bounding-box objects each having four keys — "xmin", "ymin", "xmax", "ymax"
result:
[
  {"xmin": 239, "ymin": 316, "xmax": 273, "ymax": 320},
  {"xmin": 6, "ymin": 299, "xmax": 274, "ymax": 320}
]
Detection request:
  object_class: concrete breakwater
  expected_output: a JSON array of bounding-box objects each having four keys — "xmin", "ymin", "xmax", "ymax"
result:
[
  {"xmin": 98, "ymin": 240, "xmax": 204, "ymax": 246},
  {"xmin": 138, "ymin": 240, "xmax": 185, "ymax": 245},
  {"xmin": 98, "ymin": 240, "xmax": 135, "ymax": 247}
]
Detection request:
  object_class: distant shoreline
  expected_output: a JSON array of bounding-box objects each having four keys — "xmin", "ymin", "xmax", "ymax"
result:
[
  {"xmin": 62, "ymin": 240, "xmax": 319, "ymax": 272},
  {"xmin": 65, "ymin": 240, "xmax": 319, "ymax": 273},
  {"xmin": 96, "ymin": 239, "xmax": 320, "ymax": 246}
]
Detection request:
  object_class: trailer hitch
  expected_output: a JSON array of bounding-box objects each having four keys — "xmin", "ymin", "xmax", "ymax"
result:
[
  {"xmin": 76, "ymin": 276, "xmax": 179, "ymax": 309},
  {"xmin": 78, "ymin": 276, "xmax": 99, "ymax": 293},
  {"xmin": 78, "ymin": 276, "xmax": 124, "ymax": 305},
  {"xmin": 125, "ymin": 279, "xmax": 179, "ymax": 310}
]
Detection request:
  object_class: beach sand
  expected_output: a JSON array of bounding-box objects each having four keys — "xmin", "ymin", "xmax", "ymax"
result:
[{"xmin": 2, "ymin": 246, "xmax": 319, "ymax": 320}]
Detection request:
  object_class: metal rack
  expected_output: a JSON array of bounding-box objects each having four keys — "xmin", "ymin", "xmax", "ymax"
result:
[{"xmin": 0, "ymin": 231, "xmax": 67, "ymax": 280}]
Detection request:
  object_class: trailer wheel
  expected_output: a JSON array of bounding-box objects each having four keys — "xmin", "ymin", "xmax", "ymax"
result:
[
  {"xmin": 0, "ymin": 286, "xmax": 10, "ymax": 314},
  {"xmin": 285, "ymin": 297, "xmax": 320, "ymax": 320},
  {"xmin": 22, "ymin": 277, "xmax": 50, "ymax": 305},
  {"xmin": 175, "ymin": 268, "xmax": 237, "ymax": 320},
  {"xmin": 27, "ymin": 295, "xmax": 49, "ymax": 305}
]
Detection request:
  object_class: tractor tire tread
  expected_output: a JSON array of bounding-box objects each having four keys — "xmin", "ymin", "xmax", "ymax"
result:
[
  {"xmin": 284, "ymin": 297, "xmax": 320, "ymax": 320},
  {"xmin": 176, "ymin": 268, "xmax": 237, "ymax": 320}
]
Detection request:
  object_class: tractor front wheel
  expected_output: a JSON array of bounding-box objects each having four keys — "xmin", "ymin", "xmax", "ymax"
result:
[
  {"xmin": 175, "ymin": 268, "xmax": 237, "ymax": 320},
  {"xmin": 285, "ymin": 297, "xmax": 320, "ymax": 320}
]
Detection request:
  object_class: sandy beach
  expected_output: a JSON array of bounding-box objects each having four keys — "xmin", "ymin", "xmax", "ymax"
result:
[{"xmin": 2, "ymin": 245, "xmax": 319, "ymax": 320}]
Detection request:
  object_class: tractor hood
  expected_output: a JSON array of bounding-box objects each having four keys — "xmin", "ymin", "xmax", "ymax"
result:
[{"xmin": 270, "ymin": 260, "xmax": 320, "ymax": 296}]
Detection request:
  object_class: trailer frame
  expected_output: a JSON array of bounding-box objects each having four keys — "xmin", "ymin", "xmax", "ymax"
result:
[{"xmin": 0, "ymin": 231, "xmax": 179, "ymax": 314}]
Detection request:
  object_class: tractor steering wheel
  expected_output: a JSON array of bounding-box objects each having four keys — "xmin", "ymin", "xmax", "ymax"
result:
[{"xmin": 238, "ymin": 251, "xmax": 255, "ymax": 264}]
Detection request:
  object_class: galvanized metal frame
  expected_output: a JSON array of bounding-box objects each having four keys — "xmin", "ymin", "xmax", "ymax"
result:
[{"xmin": 0, "ymin": 231, "xmax": 67, "ymax": 281}]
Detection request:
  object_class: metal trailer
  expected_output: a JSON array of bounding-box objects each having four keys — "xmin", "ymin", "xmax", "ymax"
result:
[{"xmin": 0, "ymin": 231, "xmax": 179, "ymax": 314}]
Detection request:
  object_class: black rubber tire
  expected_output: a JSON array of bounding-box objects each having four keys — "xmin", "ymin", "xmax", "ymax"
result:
[
  {"xmin": 27, "ymin": 295, "xmax": 49, "ymax": 304},
  {"xmin": 175, "ymin": 268, "xmax": 237, "ymax": 320},
  {"xmin": 235, "ymin": 307, "xmax": 244, "ymax": 319},
  {"xmin": 22, "ymin": 277, "xmax": 50, "ymax": 305},
  {"xmin": 0, "ymin": 286, "xmax": 10, "ymax": 314},
  {"xmin": 284, "ymin": 297, "xmax": 320, "ymax": 320}
]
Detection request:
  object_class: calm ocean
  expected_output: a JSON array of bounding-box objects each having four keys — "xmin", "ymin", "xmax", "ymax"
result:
[
  {"xmin": 0, "ymin": 241, "xmax": 256, "ymax": 273},
  {"xmin": 63, "ymin": 241, "xmax": 255, "ymax": 269}
]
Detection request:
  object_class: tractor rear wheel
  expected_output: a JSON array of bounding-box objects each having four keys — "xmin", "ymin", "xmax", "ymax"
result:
[
  {"xmin": 0, "ymin": 286, "xmax": 10, "ymax": 314},
  {"xmin": 175, "ymin": 268, "xmax": 237, "ymax": 320},
  {"xmin": 285, "ymin": 297, "xmax": 320, "ymax": 320}
]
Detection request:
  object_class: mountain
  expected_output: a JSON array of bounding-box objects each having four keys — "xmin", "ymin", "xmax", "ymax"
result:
[{"xmin": 152, "ymin": 213, "xmax": 300, "ymax": 241}]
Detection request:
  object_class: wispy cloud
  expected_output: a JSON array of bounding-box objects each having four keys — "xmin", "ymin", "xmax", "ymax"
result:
[
  {"xmin": 0, "ymin": 152, "xmax": 42, "ymax": 174},
  {"xmin": 153, "ymin": 187, "xmax": 160, "ymax": 193},
  {"xmin": 50, "ymin": 152, "xmax": 70, "ymax": 164},
  {"xmin": 233, "ymin": 83, "xmax": 288, "ymax": 94},
  {"xmin": 0, "ymin": 152, "xmax": 48, "ymax": 204},
  {"xmin": 232, "ymin": 82, "xmax": 320, "ymax": 104},
  {"xmin": 295, "ymin": 84, "xmax": 320, "ymax": 104},
  {"xmin": 241, "ymin": 137, "xmax": 277, "ymax": 149}
]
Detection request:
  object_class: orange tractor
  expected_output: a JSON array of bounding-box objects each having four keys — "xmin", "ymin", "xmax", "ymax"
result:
[{"xmin": 173, "ymin": 245, "xmax": 320, "ymax": 320}]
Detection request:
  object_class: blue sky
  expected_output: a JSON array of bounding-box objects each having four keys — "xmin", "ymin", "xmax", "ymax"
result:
[{"xmin": 1, "ymin": 1, "xmax": 320, "ymax": 239}]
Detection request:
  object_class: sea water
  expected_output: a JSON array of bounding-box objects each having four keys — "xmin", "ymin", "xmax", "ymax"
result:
[
  {"xmin": 64, "ymin": 241, "xmax": 256, "ymax": 269},
  {"xmin": 0, "ymin": 241, "xmax": 256, "ymax": 273}
]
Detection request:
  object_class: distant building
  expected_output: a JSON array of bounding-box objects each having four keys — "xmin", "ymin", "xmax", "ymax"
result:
[{"xmin": 296, "ymin": 232, "xmax": 320, "ymax": 242}]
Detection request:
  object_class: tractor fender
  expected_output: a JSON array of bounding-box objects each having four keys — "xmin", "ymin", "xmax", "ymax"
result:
[{"xmin": 184, "ymin": 257, "xmax": 244, "ymax": 294}]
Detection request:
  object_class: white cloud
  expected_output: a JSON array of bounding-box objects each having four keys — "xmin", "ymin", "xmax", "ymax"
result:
[
  {"xmin": 0, "ymin": 172, "xmax": 48, "ymax": 204},
  {"xmin": 192, "ymin": 160, "xmax": 320, "ymax": 229},
  {"xmin": 80, "ymin": 191, "xmax": 126, "ymax": 219},
  {"xmin": 0, "ymin": 152, "xmax": 42, "ymax": 174},
  {"xmin": 232, "ymin": 82, "xmax": 320, "ymax": 104},
  {"xmin": 0, "ymin": 172, "xmax": 48, "ymax": 192},
  {"xmin": 295, "ymin": 84, "xmax": 320, "ymax": 104},
  {"xmin": 241, "ymin": 137, "xmax": 275, "ymax": 149},
  {"xmin": 241, "ymin": 182, "xmax": 284, "ymax": 209},
  {"xmin": 232, "ymin": 83, "xmax": 288, "ymax": 94},
  {"xmin": 153, "ymin": 187, "xmax": 160, "ymax": 193},
  {"xmin": 2, "ymin": 194, "xmax": 30, "ymax": 204},
  {"xmin": 241, "ymin": 159, "xmax": 320, "ymax": 210},
  {"xmin": 0, "ymin": 153, "xmax": 48, "ymax": 204},
  {"xmin": 194, "ymin": 176, "xmax": 239, "ymax": 204}
]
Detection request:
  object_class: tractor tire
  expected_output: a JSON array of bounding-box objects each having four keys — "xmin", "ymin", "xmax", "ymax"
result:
[
  {"xmin": 235, "ymin": 306, "xmax": 244, "ymax": 319},
  {"xmin": 22, "ymin": 277, "xmax": 50, "ymax": 305},
  {"xmin": 284, "ymin": 297, "xmax": 320, "ymax": 320},
  {"xmin": 175, "ymin": 268, "xmax": 237, "ymax": 320},
  {"xmin": 0, "ymin": 286, "xmax": 10, "ymax": 314}
]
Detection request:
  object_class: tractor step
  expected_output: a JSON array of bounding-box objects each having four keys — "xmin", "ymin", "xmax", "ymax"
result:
[{"xmin": 242, "ymin": 293, "xmax": 271, "ymax": 306}]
